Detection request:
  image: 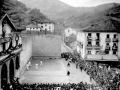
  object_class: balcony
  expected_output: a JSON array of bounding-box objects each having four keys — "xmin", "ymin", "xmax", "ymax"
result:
[
  {"xmin": 105, "ymin": 38, "xmax": 111, "ymax": 42},
  {"xmin": 105, "ymin": 46, "xmax": 110, "ymax": 51},
  {"xmin": 86, "ymin": 45, "xmax": 101, "ymax": 50},
  {"xmin": 112, "ymin": 38, "xmax": 118, "ymax": 42},
  {"xmin": 11, "ymin": 45, "xmax": 22, "ymax": 54},
  {"xmin": 0, "ymin": 51, "xmax": 9, "ymax": 61},
  {"xmin": 87, "ymin": 36, "xmax": 92, "ymax": 41},
  {"xmin": 95, "ymin": 38, "xmax": 100, "ymax": 42},
  {"xmin": 0, "ymin": 34, "xmax": 12, "ymax": 44},
  {"xmin": 0, "ymin": 37, "xmax": 11, "ymax": 44},
  {"xmin": 112, "ymin": 46, "xmax": 118, "ymax": 51}
]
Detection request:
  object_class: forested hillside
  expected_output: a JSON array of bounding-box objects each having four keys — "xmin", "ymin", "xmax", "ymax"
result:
[{"xmin": 0, "ymin": 0, "xmax": 49, "ymax": 29}]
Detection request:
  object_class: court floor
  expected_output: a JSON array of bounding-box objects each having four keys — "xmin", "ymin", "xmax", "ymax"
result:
[{"xmin": 20, "ymin": 57, "xmax": 95, "ymax": 84}]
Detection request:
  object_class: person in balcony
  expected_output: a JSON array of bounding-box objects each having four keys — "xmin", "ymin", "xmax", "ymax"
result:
[
  {"xmin": 105, "ymin": 43, "xmax": 110, "ymax": 54},
  {"xmin": 87, "ymin": 36, "xmax": 92, "ymax": 40},
  {"xmin": 112, "ymin": 43, "xmax": 118, "ymax": 54},
  {"xmin": 87, "ymin": 33, "xmax": 92, "ymax": 40}
]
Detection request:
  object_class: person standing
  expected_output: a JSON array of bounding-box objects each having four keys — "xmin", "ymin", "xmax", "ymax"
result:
[
  {"xmin": 28, "ymin": 61, "xmax": 31, "ymax": 67},
  {"xmin": 67, "ymin": 62, "xmax": 70, "ymax": 67},
  {"xmin": 26, "ymin": 63, "xmax": 29, "ymax": 70},
  {"xmin": 35, "ymin": 64, "xmax": 38, "ymax": 70},
  {"xmin": 40, "ymin": 60, "xmax": 43, "ymax": 66},
  {"xmin": 67, "ymin": 71, "xmax": 70, "ymax": 76}
]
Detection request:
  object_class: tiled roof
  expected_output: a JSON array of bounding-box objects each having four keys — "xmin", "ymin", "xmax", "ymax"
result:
[
  {"xmin": 0, "ymin": 12, "xmax": 6, "ymax": 20},
  {"xmin": 26, "ymin": 24, "xmax": 40, "ymax": 28},
  {"xmin": 82, "ymin": 18, "xmax": 120, "ymax": 32}
]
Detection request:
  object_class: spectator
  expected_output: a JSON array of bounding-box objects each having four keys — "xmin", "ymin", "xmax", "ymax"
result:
[{"xmin": 67, "ymin": 71, "xmax": 70, "ymax": 76}]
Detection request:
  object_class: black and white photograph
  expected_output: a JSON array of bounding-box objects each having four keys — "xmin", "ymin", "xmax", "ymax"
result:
[{"xmin": 0, "ymin": 0, "xmax": 120, "ymax": 89}]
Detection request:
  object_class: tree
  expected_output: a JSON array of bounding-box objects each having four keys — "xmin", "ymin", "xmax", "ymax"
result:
[{"xmin": 29, "ymin": 8, "xmax": 49, "ymax": 23}]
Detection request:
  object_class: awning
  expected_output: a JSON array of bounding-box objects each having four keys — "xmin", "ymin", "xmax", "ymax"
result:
[{"xmin": 86, "ymin": 55, "xmax": 118, "ymax": 61}]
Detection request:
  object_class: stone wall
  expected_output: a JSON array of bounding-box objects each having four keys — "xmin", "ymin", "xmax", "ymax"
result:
[
  {"xmin": 32, "ymin": 35, "xmax": 61, "ymax": 57},
  {"xmin": 19, "ymin": 35, "xmax": 32, "ymax": 77}
]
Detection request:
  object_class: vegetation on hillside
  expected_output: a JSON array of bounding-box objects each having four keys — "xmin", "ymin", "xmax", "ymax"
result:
[{"xmin": 0, "ymin": 0, "xmax": 49, "ymax": 29}]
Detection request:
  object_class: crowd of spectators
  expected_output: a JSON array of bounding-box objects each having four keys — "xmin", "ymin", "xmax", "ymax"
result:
[
  {"xmin": 61, "ymin": 52, "xmax": 120, "ymax": 90},
  {"xmin": 4, "ymin": 80, "xmax": 101, "ymax": 90},
  {"xmin": 2, "ymin": 52, "xmax": 120, "ymax": 90}
]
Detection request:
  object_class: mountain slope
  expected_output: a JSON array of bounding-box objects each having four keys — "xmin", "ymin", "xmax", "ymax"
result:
[
  {"xmin": 20, "ymin": 0, "xmax": 72, "ymax": 18},
  {"xmin": 0, "ymin": 0, "xmax": 50, "ymax": 29},
  {"xmin": 20, "ymin": 0, "xmax": 120, "ymax": 34}
]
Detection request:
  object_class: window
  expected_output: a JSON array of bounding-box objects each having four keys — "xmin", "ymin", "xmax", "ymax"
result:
[
  {"xmin": 107, "ymin": 34, "xmax": 109, "ymax": 38},
  {"xmin": 87, "ymin": 51, "xmax": 91, "ymax": 54},
  {"xmin": 96, "ymin": 51, "xmax": 99, "ymax": 54},
  {"xmin": 88, "ymin": 33, "xmax": 91, "ymax": 36},
  {"xmin": 96, "ymin": 41, "xmax": 100, "ymax": 46},
  {"xmin": 105, "ymin": 43, "xmax": 110, "ymax": 54},
  {"xmin": 106, "ymin": 43, "xmax": 109, "ymax": 46},
  {"xmin": 87, "ymin": 41, "xmax": 92, "ymax": 46},
  {"xmin": 114, "ymin": 34, "xmax": 117, "ymax": 38},
  {"xmin": 96, "ymin": 33, "xmax": 100, "ymax": 40}
]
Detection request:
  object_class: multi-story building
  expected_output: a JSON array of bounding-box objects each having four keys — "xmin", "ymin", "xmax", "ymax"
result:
[
  {"xmin": 0, "ymin": 13, "xmax": 22, "ymax": 89},
  {"xmin": 77, "ymin": 18, "xmax": 120, "ymax": 61},
  {"xmin": 38, "ymin": 21, "xmax": 55, "ymax": 33},
  {"xmin": 64, "ymin": 28, "xmax": 78, "ymax": 37},
  {"xmin": 26, "ymin": 24, "xmax": 41, "ymax": 31}
]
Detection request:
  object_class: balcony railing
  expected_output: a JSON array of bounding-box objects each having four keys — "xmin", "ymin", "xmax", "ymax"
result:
[
  {"xmin": 86, "ymin": 45, "xmax": 101, "ymax": 50},
  {"xmin": 11, "ymin": 44, "xmax": 22, "ymax": 54},
  {"xmin": 87, "ymin": 37, "xmax": 92, "ymax": 41},
  {"xmin": 105, "ymin": 38, "xmax": 111, "ymax": 42},
  {"xmin": 0, "ymin": 37, "xmax": 11, "ymax": 44},
  {"xmin": 0, "ymin": 51, "xmax": 9, "ymax": 61},
  {"xmin": 112, "ymin": 38, "xmax": 118, "ymax": 42},
  {"xmin": 87, "ymin": 37, "xmax": 100, "ymax": 41},
  {"xmin": 112, "ymin": 46, "xmax": 118, "ymax": 51},
  {"xmin": 105, "ymin": 46, "xmax": 110, "ymax": 51}
]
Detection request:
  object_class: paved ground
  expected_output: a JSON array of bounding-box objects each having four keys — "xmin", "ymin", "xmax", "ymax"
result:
[
  {"xmin": 20, "ymin": 57, "xmax": 94, "ymax": 84},
  {"xmin": 19, "ymin": 35, "xmax": 95, "ymax": 84}
]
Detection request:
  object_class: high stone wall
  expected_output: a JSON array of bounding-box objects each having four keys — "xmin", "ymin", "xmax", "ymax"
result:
[{"xmin": 32, "ymin": 34, "xmax": 61, "ymax": 57}]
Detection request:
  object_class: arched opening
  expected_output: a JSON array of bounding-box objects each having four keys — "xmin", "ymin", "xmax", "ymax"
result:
[
  {"xmin": 16, "ymin": 56, "xmax": 20, "ymax": 70},
  {"xmin": 9, "ymin": 59, "xmax": 14, "ymax": 84},
  {"xmin": 1, "ymin": 63, "xmax": 8, "ymax": 89}
]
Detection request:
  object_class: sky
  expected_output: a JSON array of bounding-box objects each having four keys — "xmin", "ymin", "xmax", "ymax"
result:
[
  {"xmin": 18, "ymin": 0, "xmax": 120, "ymax": 7},
  {"xmin": 59, "ymin": 0, "xmax": 120, "ymax": 7}
]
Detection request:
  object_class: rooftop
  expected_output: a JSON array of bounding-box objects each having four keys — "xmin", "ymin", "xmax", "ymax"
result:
[
  {"xmin": 0, "ymin": 12, "xmax": 6, "ymax": 20},
  {"xmin": 26, "ymin": 24, "xmax": 40, "ymax": 28},
  {"xmin": 81, "ymin": 18, "xmax": 120, "ymax": 33}
]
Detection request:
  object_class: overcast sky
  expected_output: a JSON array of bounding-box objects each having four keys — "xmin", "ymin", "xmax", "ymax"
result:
[
  {"xmin": 59, "ymin": 0, "xmax": 120, "ymax": 7},
  {"xmin": 18, "ymin": 0, "xmax": 120, "ymax": 7}
]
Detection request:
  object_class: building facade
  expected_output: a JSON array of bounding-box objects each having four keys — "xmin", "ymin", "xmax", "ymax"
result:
[
  {"xmin": 0, "ymin": 13, "xmax": 22, "ymax": 89},
  {"xmin": 26, "ymin": 24, "xmax": 41, "ymax": 31},
  {"xmin": 38, "ymin": 22, "xmax": 55, "ymax": 33},
  {"xmin": 64, "ymin": 28, "xmax": 77, "ymax": 37},
  {"xmin": 77, "ymin": 18, "xmax": 120, "ymax": 61}
]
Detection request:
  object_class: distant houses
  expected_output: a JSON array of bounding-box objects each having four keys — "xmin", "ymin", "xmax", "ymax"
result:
[
  {"xmin": 38, "ymin": 21, "xmax": 55, "ymax": 32},
  {"xmin": 64, "ymin": 28, "xmax": 78, "ymax": 37},
  {"xmin": 26, "ymin": 24, "xmax": 40, "ymax": 31},
  {"xmin": 26, "ymin": 21, "xmax": 55, "ymax": 34},
  {"xmin": 76, "ymin": 18, "xmax": 120, "ymax": 61}
]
